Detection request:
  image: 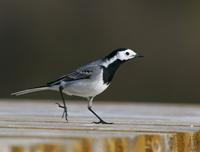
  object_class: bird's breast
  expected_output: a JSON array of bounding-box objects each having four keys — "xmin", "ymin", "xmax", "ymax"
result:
[{"xmin": 101, "ymin": 59, "xmax": 122, "ymax": 84}]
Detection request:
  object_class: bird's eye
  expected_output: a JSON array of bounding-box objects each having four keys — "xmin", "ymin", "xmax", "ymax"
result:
[{"xmin": 125, "ymin": 52, "xmax": 129, "ymax": 55}]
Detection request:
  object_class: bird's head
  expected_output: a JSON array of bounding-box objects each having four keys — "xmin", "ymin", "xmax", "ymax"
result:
[{"xmin": 105, "ymin": 48, "xmax": 143, "ymax": 61}]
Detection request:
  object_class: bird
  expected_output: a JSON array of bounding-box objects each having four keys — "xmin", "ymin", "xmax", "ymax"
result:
[{"xmin": 11, "ymin": 48, "xmax": 144, "ymax": 124}]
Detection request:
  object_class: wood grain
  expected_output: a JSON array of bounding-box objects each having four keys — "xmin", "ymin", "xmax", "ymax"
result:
[{"xmin": 0, "ymin": 99, "xmax": 200, "ymax": 152}]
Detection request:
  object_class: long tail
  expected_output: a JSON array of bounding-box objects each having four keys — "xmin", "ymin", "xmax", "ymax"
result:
[{"xmin": 11, "ymin": 86, "xmax": 49, "ymax": 96}]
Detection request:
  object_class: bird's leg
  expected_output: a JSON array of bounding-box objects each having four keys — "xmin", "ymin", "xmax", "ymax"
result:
[
  {"xmin": 56, "ymin": 86, "xmax": 68, "ymax": 122},
  {"xmin": 87, "ymin": 97, "xmax": 113, "ymax": 124}
]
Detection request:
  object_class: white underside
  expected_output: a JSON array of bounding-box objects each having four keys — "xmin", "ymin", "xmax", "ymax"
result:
[
  {"xmin": 50, "ymin": 70, "xmax": 109, "ymax": 98},
  {"xmin": 63, "ymin": 79, "xmax": 109, "ymax": 97}
]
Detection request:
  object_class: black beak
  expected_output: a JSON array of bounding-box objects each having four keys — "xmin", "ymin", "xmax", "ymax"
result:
[{"xmin": 136, "ymin": 54, "xmax": 144, "ymax": 58}]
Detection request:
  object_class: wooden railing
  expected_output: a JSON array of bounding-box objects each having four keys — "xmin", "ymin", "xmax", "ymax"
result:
[{"xmin": 0, "ymin": 100, "xmax": 199, "ymax": 152}]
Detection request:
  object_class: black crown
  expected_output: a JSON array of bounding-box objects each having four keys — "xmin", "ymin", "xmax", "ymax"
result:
[{"xmin": 105, "ymin": 48, "xmax": 127, "ymax": 59}]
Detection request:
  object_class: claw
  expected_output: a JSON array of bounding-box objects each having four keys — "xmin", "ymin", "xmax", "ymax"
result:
[
  {"xmin": 63, "ymin": 111, "xmax": 68, "ymax": 122},
  {"xmin": 56, "ymin": 103, "xmax": 68, "ymax": 122},
  {"xmin": 56, "ymin": 103, "xmax": 65, "ymax": 108},
  {"xmin": 92, "ymin": 120, "xmax": 113, "ymax": 124}
]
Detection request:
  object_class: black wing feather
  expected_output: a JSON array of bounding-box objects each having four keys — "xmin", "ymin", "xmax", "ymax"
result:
[{"xmin": 47, "ymin": 68, "xmax": 93, "ymax": 86}]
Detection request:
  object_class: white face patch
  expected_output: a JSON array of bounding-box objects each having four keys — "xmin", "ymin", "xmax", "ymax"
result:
[
  {"xmin": 117, "ymin": 49, "xmax": 137, "ymax": 61},
  {"xmin": 102, "ymin": 49, "xmax": 137, "ymax": 67}
]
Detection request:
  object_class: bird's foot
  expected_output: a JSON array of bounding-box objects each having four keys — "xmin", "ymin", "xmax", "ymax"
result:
[
  {"xmin": 92, "ymin": 120, "xmax": 113, "ymax": 124},
  {"xmin": 56, "ymin": 103, "xmax": 68, "ymax": 122}
]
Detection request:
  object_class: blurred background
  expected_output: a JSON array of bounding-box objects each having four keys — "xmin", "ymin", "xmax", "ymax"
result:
[{"xmin": 0, "ymin": 0, "xmax": 200, "ymax": 102}]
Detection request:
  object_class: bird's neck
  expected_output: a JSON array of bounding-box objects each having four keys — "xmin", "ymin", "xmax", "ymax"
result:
[
  {"xmin": 101, "ymin": 56, "xmax": 124, "ymax": 84},
  {"xmin": 102, "ymin": 56, "xmax": 118, "ymax": 68}
]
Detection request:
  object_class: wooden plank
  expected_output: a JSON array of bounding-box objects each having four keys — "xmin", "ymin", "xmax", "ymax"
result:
[{"xmin": 0, "ymin": 99, "xmax": 200, "ymax": 152}]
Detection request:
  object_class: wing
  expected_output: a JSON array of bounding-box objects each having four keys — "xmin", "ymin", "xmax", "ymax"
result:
[{"xmin": 47, "ymin": 62, "xmax": 101, "ymax": 86}]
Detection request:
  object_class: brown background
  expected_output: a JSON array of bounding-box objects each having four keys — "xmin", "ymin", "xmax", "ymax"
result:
[{"xmin": 1, "ymin": 1, "xmax": 200, "ymax": 102}]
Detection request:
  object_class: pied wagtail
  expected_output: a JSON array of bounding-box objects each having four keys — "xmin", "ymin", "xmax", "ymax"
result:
[{"xmin": 12, "ymin": 48, "xmax": 144, "ymax": 124}]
